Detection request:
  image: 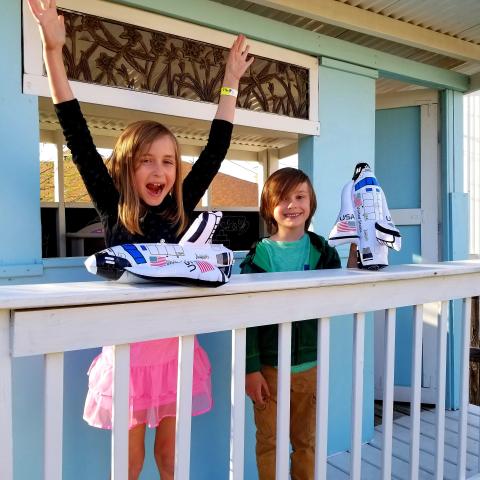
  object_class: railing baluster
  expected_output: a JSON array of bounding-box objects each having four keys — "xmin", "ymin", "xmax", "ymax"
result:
[
  {"xmin": 111, "ymin": 344, "xmax": 130, "ymax": 480},
  {"xmin": 350, "ymin": 312, "xmax": 365, "ymax": 480},
  {"xmin": 458, "ymin": 297, "xmax": 472, "ymax": 479},
  {"xmin": 229, "ymin": 328, "xmax": 246, "ymax": 480},
  {"xmin": 175, "ymin": 335, "xmax": 195, "ymax": 480},
  {"xmin": 44, "ymin": 352, "xmax": 64, "ymax": 480},
  {"xmin": 315, "ymin": 317, "xmax": 330, "ymax": 480},
  {"xmin": 409, "ymin": 304, "xmax": 423, "ymax": 480},
  {"xmin": 0, "ymin": 309, "xmax": 13, "ymax": 480},
  {"xmin": 381, "ymin": 308, "xmax": 396, "ymax": 480},
  {"xmin": 276, "ymin": 322, "xmax": 292, "ymax": 480},
  {"xmin": 434, "ymin": 301, "xmax": 448, "ymax": 480}
]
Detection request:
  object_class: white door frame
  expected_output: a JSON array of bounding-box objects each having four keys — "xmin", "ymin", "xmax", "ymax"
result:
[{"xmin": 375, "ymin": 89, "xmax": 439, "ymax": 404}]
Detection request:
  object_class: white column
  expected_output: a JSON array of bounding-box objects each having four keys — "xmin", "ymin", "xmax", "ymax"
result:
[
  {"xmin": 381, "ymin": 309, "xmax": 396, "ymax": 480},
  {"xmin": 54, "ymin": 131, "xmax": 66, "ymax": 257},
  {"xmin": 434, "ymin": 302, "xmax": 448, "ymax": 480},
  {"xmin": 111, "ymin": 344, "xmax": 130, "ymax": 480},
  {"xmin": 350, "ymin": 312, "xmax": 365, "ymax": 480},
  {"xmin": 457, "ymin": 297, "xmax": 472, "ymax": 478},
  {"xmin": 267, "ymin": 148, "xmax": 280, "ymax": 176},
  {"xmin": 420, "ymin": 103, "xmax": 439, "ymax": 263},
  {"xmin": 175, "ymin": 335, "xmax": 195, "ymax": 480},
  {"xmin": 44, "ymin": 352, "xmax": 64, "ymax": 480},
  {"xmin": 229, "ymin": 328, "xmax": 246, "ymax": 480},
  {"xmin": 315, "ymin": 317, "xmax": 330, "ymax": 480},
  {"xmin": 276, "ymin": 322, "xmax": 292, "ymax": 480},
  {"xmin": 409, "ymin": 305, "xmax": 423, "ymax": 480}
]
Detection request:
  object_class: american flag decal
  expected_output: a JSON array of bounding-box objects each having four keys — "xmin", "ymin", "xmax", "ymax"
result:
[
  {"xmin": 196, "ymin": 260, "xmax": 215, "ymax": 273},
  {"xmin": 337, "ymin": 220, "xmax": 357, "ymax": 232},
  {"xmin": 150, "ymin": 256, "xmax": 167, "ymax": 267}
]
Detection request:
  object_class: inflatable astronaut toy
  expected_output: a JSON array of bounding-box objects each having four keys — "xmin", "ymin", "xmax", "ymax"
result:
[
  {"xmin": 328, "ymin": 163, "xmax": 401, "ymax": 270},
  {"xmin": 84, "ymin": 211, "xmax": 234, "ymax": 286}
]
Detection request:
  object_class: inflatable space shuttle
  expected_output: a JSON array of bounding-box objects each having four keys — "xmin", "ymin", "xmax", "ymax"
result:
[
  {"xmin": 84, "ymin": 211, "xmax": 234, "ymax": 286},
  {"xmin": 328, "ymin": 163, "xmax": 401, "ymax": 270}
]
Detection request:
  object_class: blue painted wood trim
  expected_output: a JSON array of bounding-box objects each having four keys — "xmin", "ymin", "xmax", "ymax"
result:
[
  {"xmin": 320, "ymin": 58, "xmax": 378, "ymax": 79},
  {"xmin": 441, "ymin": 90, "xmax": 468, "ymax": 262},
  {"xmin": 0, "ymin": 264, "xmax": 44, "ymax": 279},
  {"xmin": 107, "ymin": 0, "xmax": 469, "ymax": 91},
  {"xmin": 0, "ymin": 0, "xmax": 42, "ymax": 275},
  {"xmin": 440, "ymin": 90, "xmax": 468, "ymax": 410}
]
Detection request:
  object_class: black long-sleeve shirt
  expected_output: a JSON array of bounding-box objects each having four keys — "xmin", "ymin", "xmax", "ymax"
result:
[{"xmin": 55, "ymin": 100, "xmax": 233, "ymax": 246}]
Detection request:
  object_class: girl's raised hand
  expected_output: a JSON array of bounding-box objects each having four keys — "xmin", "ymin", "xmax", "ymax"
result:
[
  {"xmin": 28, "ymin": 0, "xmax": 73, "ymax": 103},
  {"xmin": 223, "ymin": 34, "xmax": 254, "ymax": 85},
  {"xmin": 27, "ymin": 0, "xmax": 65, "ymax": 52}
]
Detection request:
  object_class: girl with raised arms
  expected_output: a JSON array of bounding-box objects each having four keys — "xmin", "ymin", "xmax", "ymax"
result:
[{"xmin": 27, "ymin": 0, "xmax": 253, "ymax": 478}]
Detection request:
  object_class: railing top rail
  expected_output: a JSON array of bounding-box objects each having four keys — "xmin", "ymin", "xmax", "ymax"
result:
[
  {"xmin": 8, "ymin": 260, "xmax": 480, "ymax": 356},
  {"xmin": 1, "ymin": 260, "xmax": 480, "ymax": 311}
]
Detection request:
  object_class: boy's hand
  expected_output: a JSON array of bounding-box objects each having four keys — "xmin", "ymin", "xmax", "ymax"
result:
[
  {"xmin": 245, "ymin": 371, "xmax": 270, "ymax": 406},
  {"xmin": 27, "ymin": 0, "xmax": 65, "ymax": 52},
  {"xmin": 223, "ymin": 34, "xmax": 254, "ymax": 87}
]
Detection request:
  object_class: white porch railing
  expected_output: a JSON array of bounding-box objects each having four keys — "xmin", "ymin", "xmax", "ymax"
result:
[{"xmin": 1, "ymin": 261, "xmax": 480, "ymax": 479}]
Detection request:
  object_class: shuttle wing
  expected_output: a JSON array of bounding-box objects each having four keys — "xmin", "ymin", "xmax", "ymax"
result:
[
  {"xmin": 179, "ymin": 211, "xmax": 222, "ymax": 245},
  {"xmin": 328, "ymin": 181, "xmax": 359, "ymax": 246}
]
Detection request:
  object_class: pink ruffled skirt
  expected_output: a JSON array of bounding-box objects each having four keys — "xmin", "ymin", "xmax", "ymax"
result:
[{"xmin": 83, "ymin": 337, "xmax": 212, "ymax": 429}]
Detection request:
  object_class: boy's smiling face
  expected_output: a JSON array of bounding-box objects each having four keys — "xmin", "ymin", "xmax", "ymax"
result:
[{"xmin": 272, "ymin": 182, "xmax": 311, "ymax": 240}]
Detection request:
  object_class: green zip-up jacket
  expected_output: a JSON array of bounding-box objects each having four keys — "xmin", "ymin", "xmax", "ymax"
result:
[{"xmin": 240, "ymin": 231, "xmax": 341, "ymax": 373}]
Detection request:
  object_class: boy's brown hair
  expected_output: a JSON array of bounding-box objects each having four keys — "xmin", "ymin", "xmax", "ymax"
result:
[
  {"xmin": 260, "ymin": 167, "xmax": 317, "ymax": 234},
  {"xmin": 108, "ymin": 120, "xmax": 187, "ymax": 236}
]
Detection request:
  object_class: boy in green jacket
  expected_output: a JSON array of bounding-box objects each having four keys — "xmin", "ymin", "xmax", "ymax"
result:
[{"xmin": 240, "ymin": 167, "xmax": 344, "ymax": 480}]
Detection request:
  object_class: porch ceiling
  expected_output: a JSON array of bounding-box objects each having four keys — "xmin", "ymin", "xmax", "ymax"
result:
[
  {"xmin": 38, "ymin": 98, "xmax": 298, "ymax": 152},
  {"xmin": 211, "ymin": 0, "xmax": 480, "ymax": 90}
]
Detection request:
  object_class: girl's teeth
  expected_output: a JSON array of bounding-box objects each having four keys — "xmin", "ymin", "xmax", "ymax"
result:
[{"xmin": 147, "ymin": 183, "xmax": 163, "ymax": 194}]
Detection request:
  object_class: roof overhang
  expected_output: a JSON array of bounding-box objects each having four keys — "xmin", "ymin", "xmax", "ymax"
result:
[{"xmin": 247, "ymin": 0, "xmax": 480, "ymax": 64}]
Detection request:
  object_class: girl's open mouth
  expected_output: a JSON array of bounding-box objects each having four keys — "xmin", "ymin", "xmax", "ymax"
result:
[{"xmin": 146, "ymin": 183, "xmax": 164, "ymax": 196}]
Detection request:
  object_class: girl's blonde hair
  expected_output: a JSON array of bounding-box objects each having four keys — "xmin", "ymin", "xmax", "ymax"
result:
[
  {"xmin": 260, "ymin": 167, "xmax": 317, "ymax": 234},
  {"xmin": 108, "ymin": 120, "xmax": 187, "ymax": 236}
]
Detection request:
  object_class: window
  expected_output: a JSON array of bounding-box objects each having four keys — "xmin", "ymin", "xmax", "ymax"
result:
[{"xmin": 211, "ymin": 160, "xmax": 259, "ymax": 209}]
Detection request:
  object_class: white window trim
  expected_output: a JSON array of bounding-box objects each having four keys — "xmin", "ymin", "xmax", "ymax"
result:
[{"xmin": 23, "ymin": 0, "xmax": 319, "ymax": 136}]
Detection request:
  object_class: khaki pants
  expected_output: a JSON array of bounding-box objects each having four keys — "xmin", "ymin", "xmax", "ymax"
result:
[{"xmin": 253, "ymin": 365, "xmax": 317, "ymax": 480}]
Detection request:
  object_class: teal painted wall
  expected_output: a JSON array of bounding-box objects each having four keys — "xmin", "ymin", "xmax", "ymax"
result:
[
  {"xmin": 376, "ymin": 107, "xmax": 422, "ymax": 387},
  {"xmin": 298, "ymin": 60, "xmax": 377, "ymax": 453},
  {"xmin": 376, "ymin": 107, "xmax": 421, "ymax": 210},
  {"xmin": 0, "ymin": 2, "xmax": 42, "ymax": 271},
  {"xmin": 1, "ymin": 3, "xmax": 45, "ymax": 479}
]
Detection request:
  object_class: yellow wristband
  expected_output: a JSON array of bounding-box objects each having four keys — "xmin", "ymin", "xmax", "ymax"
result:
[{"xmin": 220, "ymin": 86, "xmax": 238, "ymax": 97}]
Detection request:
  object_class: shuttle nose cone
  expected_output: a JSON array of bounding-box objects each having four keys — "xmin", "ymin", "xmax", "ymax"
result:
[
  {"xmin": 85, "ymin": 251, "xmax": 132, "ymax": 280},
  {"xmin": 84, "ymin": 254, "xmax": 97, "ymax": 275}
]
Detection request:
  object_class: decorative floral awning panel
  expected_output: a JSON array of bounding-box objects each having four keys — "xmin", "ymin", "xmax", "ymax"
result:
[{"xmin": 58, "ymin": 8, "xmax": 309, "ymax": 119}]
